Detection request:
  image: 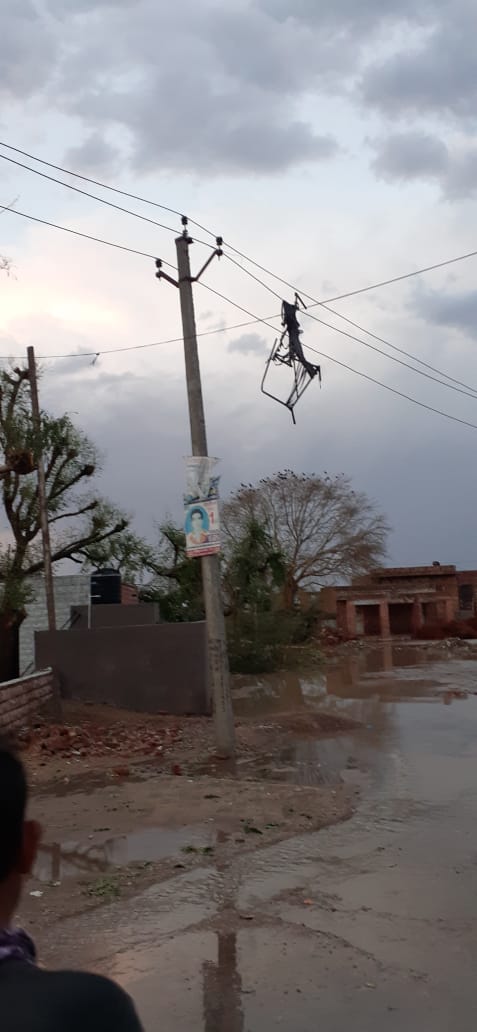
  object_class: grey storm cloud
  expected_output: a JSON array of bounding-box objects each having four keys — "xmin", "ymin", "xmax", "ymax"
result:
[
  {"xmin": 0, "ymin": 1, "xmax": 55, "ymax": 101},
  {"xmin": 35, "ymin": 0, "xmax": 344, "ymax": 176},
  {"xmin": 65, "ymin": 134, "xmax": 120, "ymax": 176},
  {"xmin": 412, "ymin": 287, "xmax": 477, "ymax": 340},
  {"xmin": 370, "ymin": 131, "xmax": 449, "ymax": 183},
  {"xmin": 445, "ymin": 149, "xmax": 477, "ymax": 199},
  {"xmin": 0, "ymin": 0, "xmax": 474, "ymax": 188},
  {"xmin": 370, "ymin": 132, "xmax": 477, "ymax": 200},
  {"xmin": 228, "ymin": 333, "xmax": 269, "ymax": 356},
  {"xmin": 256, "ymin": 0, "xmax": 419, "ymax": 30},
  {"xmin": 2, "ymin": 0, "xmax": 471, "ymax": 180},
  {"xmin": 361, "ymin": 1, "xmax": 477, "ymax": 122}
]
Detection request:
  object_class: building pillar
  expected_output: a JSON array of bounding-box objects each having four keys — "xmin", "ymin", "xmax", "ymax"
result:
[
  {"xmin": 379, "ymin": 601, "xmax": 390, "ymax": 638},
  {"xmin": 412, "ymin": 600, "xmax": 424, "ymax": 636},
  {"xmin": 444, "ymin": 598, "xmax": 455, "ymax": 623}
]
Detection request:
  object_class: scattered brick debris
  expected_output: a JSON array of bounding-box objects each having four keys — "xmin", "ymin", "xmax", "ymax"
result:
[{"xmin": 14, "ymin": 720, "xmax": 180, "ymax": 762}]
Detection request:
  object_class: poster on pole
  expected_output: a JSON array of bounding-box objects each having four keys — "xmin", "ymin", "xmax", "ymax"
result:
[
  {"xmin": 184, "ymin": 499, "xmax": 221, "ymax": 558},
  {"xmin": 183, "ymin": 456, "xmax": 220, "ymax": 507}
]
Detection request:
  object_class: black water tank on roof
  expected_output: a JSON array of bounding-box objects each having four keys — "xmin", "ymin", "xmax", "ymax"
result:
[{"xmin": 91, "ymin": 567, "xmax": 121, "ymax": 605}]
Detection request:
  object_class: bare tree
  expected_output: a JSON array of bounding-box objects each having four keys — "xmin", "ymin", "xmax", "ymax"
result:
[
  {"xmin": 0, "ymin": 365, "xmax": 134, "ymax": 680},
  {"xmin": 222, "ymin": 470, "xmax": 389, "ymax": 609}
]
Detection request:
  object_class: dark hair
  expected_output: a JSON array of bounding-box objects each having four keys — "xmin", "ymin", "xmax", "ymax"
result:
[
  {"xmin": 0, "ymin": 742, "xmax": 27, "ymax": 882},
  {"xmin": 191, "ymin": 508, "xmax": 204, "ymax": 520}
]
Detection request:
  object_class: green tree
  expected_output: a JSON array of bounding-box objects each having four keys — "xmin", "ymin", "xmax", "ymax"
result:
[
  {"xmin": 0, "ymin": 365, "xmax": 135, "ymax": 680},
  {"xmin": 222, "ymin": 470, "xmax": 389, "ymax": 609},
  {"xmin": 77, "ymin": 529, "xmax": 156, "ymax": 585},
  {"xmin": 140, "ymin": 522, "xmax": 204, "ymax": 622},
  {"xmin": 223, "ymin": 517, "xmax": 285, "ymax": 617}
]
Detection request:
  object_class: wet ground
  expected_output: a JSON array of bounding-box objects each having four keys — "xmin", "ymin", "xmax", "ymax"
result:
[{"xmin": 25, "ymin": 646, "xmax": 477, "ymax": 1030}]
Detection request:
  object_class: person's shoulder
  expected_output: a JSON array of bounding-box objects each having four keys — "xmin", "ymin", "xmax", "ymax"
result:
[{"xmin": 47, "ymin": 969, "xmax": 143, "ymax": 1028}]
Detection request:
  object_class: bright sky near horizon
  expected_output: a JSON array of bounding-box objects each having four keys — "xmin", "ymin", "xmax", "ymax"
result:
[{"xmin": 1, "ymin": 0, "xmax": 477, "ymax": 567}]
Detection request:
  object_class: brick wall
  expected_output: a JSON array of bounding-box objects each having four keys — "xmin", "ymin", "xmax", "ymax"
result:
[
  {"xmin": 0, "ymin": 669, "xmax": 56, "ymax": 733},
  {"xmin": 121, "ymin": 583, "xmax": 139, "ymax": 605},
  {"xmin": 19, "ymin": 575, "xmax": 90, "ymax": 675}
]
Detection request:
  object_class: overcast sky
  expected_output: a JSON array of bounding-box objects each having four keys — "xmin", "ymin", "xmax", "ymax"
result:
[{"xmin": 1, "ymin": 0, "xmax": 477, "ymax": 568}]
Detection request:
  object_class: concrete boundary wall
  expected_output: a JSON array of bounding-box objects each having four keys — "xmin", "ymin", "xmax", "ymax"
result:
[{"xmin": 36, "ymin": 622, "xmax": 209, "ymax": 715}]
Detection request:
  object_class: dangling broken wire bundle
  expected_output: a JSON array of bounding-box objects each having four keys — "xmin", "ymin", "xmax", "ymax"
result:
[{"xmin": 261, "ymin": 293, "xmax": 321, "ymax": 424}]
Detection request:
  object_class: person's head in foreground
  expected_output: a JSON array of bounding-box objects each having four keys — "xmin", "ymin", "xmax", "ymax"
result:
[
  {"xmin": 0, "ymin": 741, "xmax": 142, "ymax": 1030},
  {"xmin": 0, "ymin": 742, "xmax": 40, "ymax": 936}
]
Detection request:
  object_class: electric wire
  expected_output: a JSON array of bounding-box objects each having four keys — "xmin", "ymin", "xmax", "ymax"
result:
[
  {"xmin": 302, "ymin": 340, "xmax": 477, "ymax": 431},
  {"xmin": 194, "ymin": 283, "xmax": 477, "ymax": 430},
  {"xmin": 3, "ymin": 206, "xmax": 177, "ymax": 267},
  {"xmin": 224, "ymin": 253, "xmax": 477, "ymax": 397},
  {"xmin": 0, "ymin": 139, "xmax": 217, "ymax": 240},
  {"xmin": 3, "ymin": 139, "xmax": 477, "ymax": 308},
  {"xmin": 2, "ymin": 187, "xmax": 477, "ymax": 429}
]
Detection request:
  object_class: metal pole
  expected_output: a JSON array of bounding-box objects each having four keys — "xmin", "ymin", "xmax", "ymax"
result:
[
  {"xmin": 175, "ymin": 234, "xmax": 235, "ymax": 758},
  {"xmin": 27, "ymin": 346, "xmax": 56, "ymax": 631}
]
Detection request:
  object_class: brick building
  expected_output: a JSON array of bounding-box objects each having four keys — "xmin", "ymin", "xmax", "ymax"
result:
[{"xmin": 335, "ymin": 564, "xmax": 477, "ymax": 639}]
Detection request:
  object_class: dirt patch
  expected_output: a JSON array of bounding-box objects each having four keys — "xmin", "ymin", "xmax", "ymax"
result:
[
  {"xmin": 12, "ymin": 698, "xmax": 361, "ymax": 937},
  {"xmin": 15, "ymin": 700, "xmax": 360, "ymax": 790},
  {"xmin": 11, "ymin": 698, "xmax": 362, "ymax": 938},
  {"xmin": 21, "ymin": 773, "xmax": 356, "ymax": 935}
]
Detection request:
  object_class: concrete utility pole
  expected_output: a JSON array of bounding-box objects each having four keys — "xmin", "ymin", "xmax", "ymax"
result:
[
  {"xmin": 156, "ymin": 221, "xmax": 235, "ymax": 758},
  {"xmin": 27, "ymin": 346, "xmax": 56, "ymax": 632}
]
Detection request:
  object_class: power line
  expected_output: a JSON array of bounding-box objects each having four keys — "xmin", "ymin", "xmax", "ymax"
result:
[
  {"xmin": 0, "ymin": 138, "xmax": 218, "ymax": 242},
  {"xmin": 302, "ymin": 340, "xmax": 477, "ymax": 432},
  {"xmin": 223, "ymin": 243, "xmax": 477, "ymax": 309},
  {"xmin": 0, "ymin": 151, "xmax": 186, "ymax": 241},
  {"xmin": 192, "ymin": 282, "xmax": 477, "ymax": 429},
  {"xmin": 4, "ymin": 198, "xmax": 477, "ymax": 428},
  {"xmin": 224, "ymin": 253, "xmax": 477, "ymax": 398},
  {"xmin": 4, "ymin": 138, "xmax": 477, "ymax": 311},
  {"xmin": 0, "ymin": 320, "xmax": 261, "ymax": 361},
  {"xmin": 4, "ymin": 135, "xmax": 477, "ymax": 394},
  {"xmin": 1, "ymin": 240, "xmax": 474, "ymax": 432},
  {"xmin": 318, "ymin": 301, "xmax": 477, "ymax": 396},
  {"xmin": 14, "ymin": 300, "xmax": 477, "ymax": 432},
  {"xmin": 3, "ymin": 206, "xmax": 178, "ymax": 268},
  {"xmin": 299, "ymin": 308, "xmax": 477, "ymax": 403}
]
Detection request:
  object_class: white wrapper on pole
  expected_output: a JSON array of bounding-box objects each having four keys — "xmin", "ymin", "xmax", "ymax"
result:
[
  {"xmin": 184, "ymin": 456, "xmax": 220, "ymax": 506},
  {"xmin": 184, "ymin": 500, "xmax": 221, "ymax": 558}
]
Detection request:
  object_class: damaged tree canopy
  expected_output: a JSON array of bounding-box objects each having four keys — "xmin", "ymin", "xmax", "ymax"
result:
[
  {"xmin": 0, "ymin": 365, "xmax": 134, "ymax": 681},
  {"xmin": 261, "ymin": 294, "xmax": 321, "ymax": 424}
]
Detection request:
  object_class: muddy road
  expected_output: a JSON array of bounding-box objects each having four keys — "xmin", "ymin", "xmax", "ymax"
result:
[{"xmin": 22, "ymin": 646, "xmax": 477, "ymax": 1030}]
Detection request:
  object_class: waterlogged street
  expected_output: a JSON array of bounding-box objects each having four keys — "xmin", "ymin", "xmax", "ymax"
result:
[{"xmin": 23, "ymin": 646, "xmax": 477, "ymax": 1030}]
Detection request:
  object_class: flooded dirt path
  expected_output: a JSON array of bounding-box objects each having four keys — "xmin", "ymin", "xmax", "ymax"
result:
[{"xmin": 25, "ymin": 646, "xmax": 477, "ymax": 1030}]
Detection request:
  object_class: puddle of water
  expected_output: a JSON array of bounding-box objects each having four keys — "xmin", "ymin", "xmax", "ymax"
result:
[
  {"xmin": 35, "ymin": 824, "xmax": 213, "ymax": 883},
  {"xmin": 37, "ymin": 648, "xmax": 477, "ymax": 880},
  {"xmin": 106, "ymin": 924, "xmax": 471, "ymax": 1032},
  {"xmin": 233, "ymin": 647, "xmax": 477, "ymax": 796}
]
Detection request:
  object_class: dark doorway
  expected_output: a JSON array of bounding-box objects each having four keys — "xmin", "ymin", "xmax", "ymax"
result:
[
  {"xmin": 389, "ymin": 603, "xmax": 413, "ymax": 635},
  {"xmin": 358, "ymin": 605, "xmax": 381, "ymax": 636}
]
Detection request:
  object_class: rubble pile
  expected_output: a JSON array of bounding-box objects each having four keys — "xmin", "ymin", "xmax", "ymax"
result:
[{"xmin": 15, "ymin": 720, "xmax": 183, "ymax": 761}]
